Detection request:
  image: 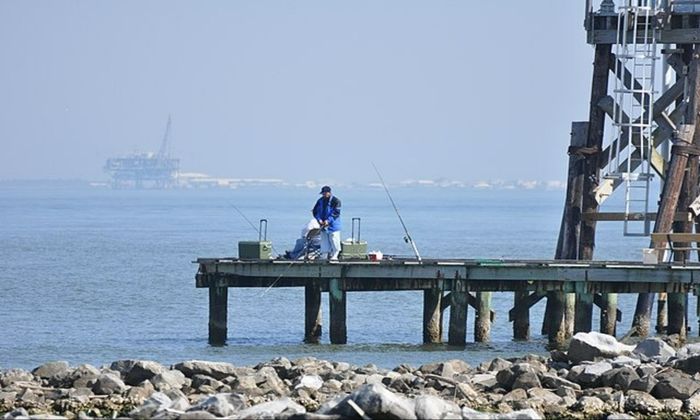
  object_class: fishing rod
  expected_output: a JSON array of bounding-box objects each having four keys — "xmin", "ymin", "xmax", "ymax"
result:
[
  {"xmin": 229, "ymin": 203, "xmax": 281, "ymax": 256},
  {"xmin": 371, "ymin": 162, "xmax": 422, "ymax": 263}
]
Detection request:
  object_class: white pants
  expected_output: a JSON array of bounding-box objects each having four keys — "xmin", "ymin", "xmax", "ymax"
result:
[{"xmin": 320, "ymin": 230, "xmax": 341, "ymax": 260}]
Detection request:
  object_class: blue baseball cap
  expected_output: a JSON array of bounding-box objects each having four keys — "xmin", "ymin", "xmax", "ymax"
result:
[{"xmin": 320, "ymin": 186, "xmax": 331, "ymax": 194}]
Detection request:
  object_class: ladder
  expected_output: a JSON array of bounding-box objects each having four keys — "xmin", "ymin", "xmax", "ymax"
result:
[{"xmin": 605, "ymin": 0, "xmax": 659, "ymax": 236}]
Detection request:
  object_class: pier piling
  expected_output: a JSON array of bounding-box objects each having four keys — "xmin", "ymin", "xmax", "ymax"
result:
[
  {"xmin": 547, "ymin": 291, "xmax": 567, "ymax": 349},
  {"xmin": 474, "ymin": 292, "xmax": 491, "ymax": 342},
  {"xmin": 423, "ymin": 287, "xmax": 443, "ymax": 344},
  {"xmin": 448, "ymin": 275, "xmax": 468, "ymax": 346},
  {"xmin": 304, "ymin": 279, "xmax": 323, "ymax": 343},
  {"xmin": 574, "ymin": 293, "xmax": 594, "ymax": 333},
  {"xmin": 329, "ymin": 278, "xmax": 347, "ymax": 344},
  {"xmin": 600, "ymin": 293, "xmax": 617, "ymax": 336},
  {"xmin": 208, "ymin": 286, "xmax": 228, "ymax": 346},
  {"xmin": 512, "ymin": 291, "xmax": 530, "ymax": 340}
]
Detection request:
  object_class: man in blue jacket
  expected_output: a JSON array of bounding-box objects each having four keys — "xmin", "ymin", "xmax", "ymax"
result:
[{"xmin": 312, "ymin": 185, "xmax": 342, "ymax": 260}]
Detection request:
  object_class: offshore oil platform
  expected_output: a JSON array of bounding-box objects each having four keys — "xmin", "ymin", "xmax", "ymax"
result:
[
  {"xmin": 195, "ymin": 0, "xmax": 700, "ymax": 349},
  {"xmin": 103, "ymin": 116, "xmax": 179, "ymax": 189}
]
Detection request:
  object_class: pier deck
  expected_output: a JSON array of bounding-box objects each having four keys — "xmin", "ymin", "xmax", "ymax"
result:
[{"xmin": 195, "ymin": 258, "xmax": 700, "ymax": 346}]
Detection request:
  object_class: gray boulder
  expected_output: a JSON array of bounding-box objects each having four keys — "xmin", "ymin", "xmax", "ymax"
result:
[
  {"xmin": 684, "ymin": 391, "xmax": 700, "ymax": 414},
  {"xmin": 327, "ymin": 383, "xmax": 416, "ymax": 419},
  {"xmin": 0, "ymin": 369, "xmax": 34, "ymax": 387},
  {"xmin": 488, "ymin": 358, "xmax": 513, "ymax": 372},
  {"xmin": 129, "ymin": 392, "xmax": 172, "ymax": 419},
  {"xmin": 109, "ymin": 359, "xmax": 139, "ymax": 376},
  {"xmin": 652, "ymin": 371, "xmax": 700, "ymax": 400},
  {"xmin": 254, "ymin": 366, "xmax": 287, "ymax": 396},
  {"xmin": 177, "ymin": 411, "xmax": 216, "ymax": 419},
  {"xmin": 674, "ymin": 354, "xmax": 700, "ymax": 374},
  {"xmin": 659, "ymin": 398, "xmax": 683, "ymax": 413},
  {"xmin": 574, "ymin": 395, "xmax": 606, "ymax": 413},
  {"xmin": 624, "ymin": 390, "xmax": 663, "ymax": 415},
  {"xmin": 540, "ymin": 373, "xmax": 581, "ymax": 391},
  {"xmin": 92, "ymin": 373, "xmax": 126, "ymax": 395},
  {"xmin": 438, "ymin": 360, "xmax": 470, "ymax": 378},
  {"xmin": 32, "ymin": 361, "xmax": 71, "ymax": 386},
  {"xmin": 628, "ymin": 375, "xmax": 658, "ymax": 393},
  {"xmin": 496, "ymin": 363, "xmax": 539, "ymax": 390},
  {"xmin": 151, "ymin": 370, "xmax": 187, "ymax": 391},
  {"xmin": 500, "ymin": 409, "xmax": 544, "ymax": 420},
  {"xmin": 124, "ymin": 361, "xmax": 166, "ymax": 386},
  {"xmin": 633, "ymin": 338, "xmax": 676, "ymax": 363},
  {"xmin": 413, "ymin": 395, "xmax": 461, "ymax": 419},
  {"xmin": 527, "ymin": 388, "xmax": 563, "ymax": 406},
  {"xmin": 174, "ymin": 360, "xmax": 237, "ymax": 380},
  {"xmin": 512, "ymin": 372, "xmax": 541, "ymax": 390},
  {"xmin": 70, "ymin": 364, "xmax": 101, "ymax": 388},
  {"xmin": 186, "ymin": 393, "xmax": 247, "ymax": 417},
  {"xmin": 566, "ymin": 361, "xmax": 613, "ymax": 388},
  {"xmin": 295, "ymin": 374, "xmax": 323, "ymax": 392},
  {"xmin": 568, "ymin": 332, "xmax": 634, "ymax": 364},
  {"xmin": 236, "ymin": 397, "xmax": 305, "ymax": 419},
  {"xmin": 601, "ymin": 366, "xmax": 639, "ymax": 391}
]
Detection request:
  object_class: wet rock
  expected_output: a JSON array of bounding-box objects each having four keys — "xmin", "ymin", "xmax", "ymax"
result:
[
  {"xmin": 173, "ymin": 361, "xmax": 237, "ymax": 380},
  {"xmin": 326, "ymin": 383, "xmax": 416, "ymax": 419},
  {"xmin": 568, "ymin": 332, "xmax": 634, "ymax": 364},
  {"xmin": 129, "ymin": 391, "xmax": 172, "ymax": 419},
  {"xmin": 151, "ymin": 370, "xmax": 187, "ymax": 391},
  {"xmin": 633, "ymin": 338, "xmax": 676, "ymax": 363},
  {"xmin": 539, "ymin": 373, "xmax": 581, "ymax": 391},
  {"xmin": 567, "ymin": 361, "xmax": 613, "ymax": 388},
  {"xmin": 186, "ymin": 393, "xmax": 247, "ymax": 417},
  {"xmin": 124, "ymin": 361, "xmax": 166, "ymax": 386},
  {"xmin": 652, "ymin": 371, "xmax": 700, "ymax": 400},
  {"xmin": 624, "ymin": 390, "xmax": 663, "ymax": 415},
  {"xmin": 413, "ymin": 394, "xmax": 461, "ymax": 419},
  {"xmin": 236, "ymin": 397, "xmax": 305, "ymax": 419},
  {"xmin": 92, "ymin": 373, "xmax": 127, "ymax": 395}
]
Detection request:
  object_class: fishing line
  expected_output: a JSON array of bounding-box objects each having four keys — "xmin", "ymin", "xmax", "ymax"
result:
[{"xmin": 371, "ymin": 162, "xmax": 422, "ymax": 262}]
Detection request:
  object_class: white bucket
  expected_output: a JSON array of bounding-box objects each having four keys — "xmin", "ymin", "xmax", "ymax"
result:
[{"xmin": 642, "ymin": 248, "xmax": 659, "ymax": 264}]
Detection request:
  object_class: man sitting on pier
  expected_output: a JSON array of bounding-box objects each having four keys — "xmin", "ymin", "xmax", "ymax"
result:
[
  {"xmin": 312, "ymin": 185, "xmax": 342, "ymax": 260},
  {"xmin": 283, "ymin": 218, "xmax": 321, "ymax": 259}
]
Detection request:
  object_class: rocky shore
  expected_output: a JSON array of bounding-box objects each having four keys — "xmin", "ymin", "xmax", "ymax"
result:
[{"xmin": 3, "ymin": 332, "xmax": 700, "ymax": 419}]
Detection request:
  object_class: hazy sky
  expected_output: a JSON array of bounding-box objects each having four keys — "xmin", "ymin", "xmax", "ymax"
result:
[{"xmin": 0, "ymin": 1, "xmax": 594, "ymax": 183}]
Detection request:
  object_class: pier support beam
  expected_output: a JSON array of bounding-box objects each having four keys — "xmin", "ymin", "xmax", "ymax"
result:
[
  {"xmin": 513, "ymin": 291, "xmax": 530, "ymax": 340},
  {"xmin": 600, "ymin": 293, "xmax": 617, "ymax": 336},
  {"xmin": 548, "ymin": 291, "xmax": 567, "ymax": 349},
  {"xmin": 448, "ymin": 276, "xmax": 468, "ymax": 346},
  {"xmin": 474, "ymin": 292, "xmax": 491, "ymax": 343},
  {"xmin": 423, "ymin": 288, "xmax": 443, "ymax": 344},
  {"xmin": 329, "ymin": 278, "xmax": 347, "ymax": 344},
  {"xmin": 208, "ymin": 285, "xmax": 228, "ymax": 346},
  {"xmin": 668, "ymin": 293, "xmax": 687, "ymax": 340},
  {"xmin": 656, "ymin": 294, "xmax": 668, "ymax": 334},
  {"xmin": 575, "ymin": 292, "xmax": 594, "ymax": 333},
  {"xmin": 304, "ymin": 280, "xmax": 322, "ymax": 343},
  {"xmin": 565, "ymin": 293, "xmax": 576, "ymax": 338}
]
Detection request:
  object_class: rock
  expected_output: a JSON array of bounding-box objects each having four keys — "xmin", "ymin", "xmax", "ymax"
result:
[
  {"xmin": 177, "ymin": 411, "xmax": 216, "ymax": 419},
  {"xmin": 70, "ymin": 364, "xmax": 101, "ymax": 388},
  {"xmin": 126, "ymin": 381, "xmax": 155, "ymax": 402},
  {"xmin": 606, "ymin": 414, "xmax": 636, "ymax": 420},
  {"xmin": 3, "ymin": 408, "xmax": 29, "ymax": 419},
  {"xmin": 629, "ymin": 375, "xmax": 658, "ymax": 393},
  {"xmin": 652, "ymin": 371, "xmax": 700, "ymax": 400},
  {"xmin": 566, "ymin": 361, "xmax": 613, "ymax": 388},
  {"xmin": 254, "ymin": 366, "xmax": 287, "ymax": 396},
  {"xmin": 236, "ymin": 397, "xmax": 305, "ymax": 419},
  {"xmin": 413, "ymin": 395, "xmax": 461, "ymax": 419},
  {"xmin": 164, "ymin": 389, "xmax": 190, "ymax": 412},
  {"xmin": 501, "ymin": 388, "xmax": 528, "ymax": 403},
  {"xmin": 0, "ymin": 391, "xmax": 16, "ymax": 404},
  {"xmin": 439, "ymin": 360, "xmax": 470, "ymax": 378},
  {"xmin": 471, "ymin": 373, "xmax": 497, "ymax": 389},
  {"xmin": 124, "ymin": 361, "xmax": 166, "ymax": 386},
  {"xmin": 539, "ymin": 373, "xmax": 581, "ymax": 391},
  {"xmin": 567, "ymin": 332, "xmax": 634, "ymax": 364},
  {"xmin": 129, "ymin": 391, "xmax": 172, "ymax": 419},
  {"xmin": 675, "ymin": 354, "xmax": 700, "ymax": 375},
  {"xmin": 512, "ymin": 372, "xmax": 541, "ymax": 390},
  {"xmin": 496, "ymin": 363, "xmax": 539, "ymax": 390},
  {"xmin": 659, "ymin": 398, "xmax": 683, "ymax": 413},
  {"xmin": 191, "ymin": 374, "xmax": 223, "ymax": 391},
  {"xmin": 527, "ymin": 388, "xmax": 563, "ymax": 406},
  {"xmin": 295, "ymin": 374, "xmax": 323, "ymax": 391},
  {"xmin": 187, "ymin": 393, "xmax": 247, "ymax": 417},
  {"xmin": 488, "ymin": 358, "xmax": 513, "ymax": 372},
  {"xmin": 610, "ymin": 355, "xmax": 641, "ymax": 368},
  {"xmin": 32, "ymin": 361, "xmax": 70, "ymax": 380},
  {"xmin": 327, "ymin": 383, "xmax": 416, "ymax": 419},
  {"xmin": 685, "ymin": 391, "xmax": 700, "ymax": 414},
  {"xmin": 500, "ymin": 409, "xmax": 543, "ymax": 420},
  {"xmin": 460, "ymin": 407, "xmax": 494, "ymax": 420},
  {"xmin": 91, "ymin": 373, "xmax": 126, "ymax": 395},
  {"xmin": 678, "ymin": 343, "xmax": 700, "ymax": 358},
  {"xmin": 17, "ymin": 388, "xmax": 41, "ymax": 404},
  {"xmin": 633, "ymin": 338, "xmax": 676, "ymax": 363},
  {"xmin": 0, "ymin": 369, "xmax": 34, "ymax": 387},
  {"xmin": 173, "ymin": 361, "xmax": 237, "ymax": 380},
  {"xmin": 635, "ymin": 364, "xmax": 658, "ymax": 378},
  {"xmin": 151, "ymin": 370, "xmax": 187, "ymax": 391},
  {"xmin": 109, "ymin": 360, "xmax": 139, "ymax": 376},
  {"xmin": 601, "ymin": 366, "xmax": 639, "ymax": 391},
  {"xmin": 574, "ymin": 396, "xmax": 606, "ymax": 413},
  {"xmin": 624, "ymin": 390, "xmax": 663, "ymax": 415}
]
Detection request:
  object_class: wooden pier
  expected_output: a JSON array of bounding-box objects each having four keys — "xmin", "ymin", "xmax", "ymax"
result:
[{"xmin": 195, "ymin": 258, "xmax": 700, "ymax": 348}]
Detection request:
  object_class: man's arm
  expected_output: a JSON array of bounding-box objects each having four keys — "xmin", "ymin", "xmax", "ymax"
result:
[{"xmin": 328, "ymin": 197, "xmax": 341, "ymax": 223}]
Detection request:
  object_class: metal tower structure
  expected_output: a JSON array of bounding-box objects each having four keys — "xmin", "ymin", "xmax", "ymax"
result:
[{"xmin": 104, "ymin": 115, "xmax": 180, "ymax": 189}]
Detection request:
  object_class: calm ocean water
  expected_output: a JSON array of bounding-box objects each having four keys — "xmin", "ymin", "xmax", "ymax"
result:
[{"xmin": 0, "ymin": 183, "xmax": 692, "ymax": 371}]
